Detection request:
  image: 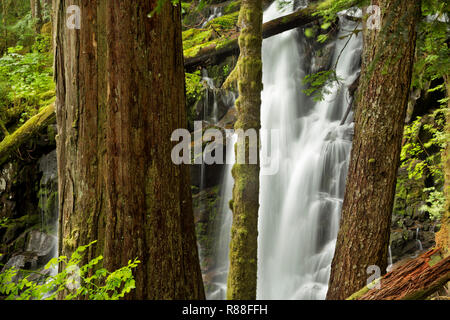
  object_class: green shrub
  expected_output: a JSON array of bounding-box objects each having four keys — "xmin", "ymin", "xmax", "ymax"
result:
[{"xmin": 0, "ymin": 241, "xmax": 140, "ymax": 300}]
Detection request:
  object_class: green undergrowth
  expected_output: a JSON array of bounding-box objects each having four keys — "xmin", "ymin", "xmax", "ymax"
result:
[
  {"xmin": 0, "ymin": 21, "xmax": 54, "ymax": 136},
  {"xmin": 0, "ymin": 241, "xmax": 139, "ymax": 300}
]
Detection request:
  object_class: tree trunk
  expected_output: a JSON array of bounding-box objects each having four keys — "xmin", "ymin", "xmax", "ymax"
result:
[
  {"xmin": 226, "ymin": 0, "xmax": 263, "ymax": 300},
  {"xmin": 436, "ymin": 76, "xmax": 450, "ymax": 257},
  {"xmin": 54, "ymin": 0, "xmax": 204, "ymax": 299},
  {"xmin": 348, "ymin": 248, "xmax": 450, "ymax": 300},
  {"xmin": 30, "ymin": 0, "xmax": 43, "ymax": 33},
  {"xmin": 326, "ymin": 0, "xmax": 421, "ymax": 300}
]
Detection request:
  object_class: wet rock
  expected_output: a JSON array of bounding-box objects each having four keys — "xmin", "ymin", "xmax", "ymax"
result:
[
  {"xmin": 190, "ymin": 126, "xmax": 228, "ymax": 189},
  {"xmin": 194, "ymin": 87, "xmax": 236, "ymax": 125},
  {"xmin": 404, "ymin": 217, "xmax": 414, "ymax": 227},
  {"xmin": 26, "ymin": 230, "xmax": 56, "ymax": 264},
  {"xmin": 2, "ymin": 252, "xmax": 39, "ymax": 273},
  {"xmin": 38, "ymin": 150, "xmax": 57, "ymax": 186},
  {"xmin": 217, "ymin": 106, "xmax": 237, "ymax": 129}
]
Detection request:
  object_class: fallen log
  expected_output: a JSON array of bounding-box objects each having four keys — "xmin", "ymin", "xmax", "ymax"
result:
[
  {"xmin": 184, "ymin": 5, "xmax": 322, "ymax": 70},
  {"xmin": 0, "ymin": 103, "xmax": 56, "ymax": 167},
  {"xmin": 347, "ymin": 248, "xmax": 450, "ymax": 300}
]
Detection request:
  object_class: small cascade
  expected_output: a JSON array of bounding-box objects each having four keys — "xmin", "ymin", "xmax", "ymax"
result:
[
  {"xmin": 199, "ymin": 70, "xmax": 217, "ymax": 198},
  {"xmin": 416, "ymin": 227, "xmax": 423, "ymax": 251},
  {"xmin": 37, "ymin": 150, "xmax": 59, "ymax": 276},
  {"xmin": 207, "ymin": 133, "xmax": 237, "ymax": 300},
  {"xmin": 202, "ymin": 69, "xmax": 220, "ymax": 124},
  {"xmin": 386, "ymin": 245, "xmax": 393, "ymax": 272},
  {"xmin": 202, "ymin": 7, "xmax": 223, "ymax": 28},
  {"xmin": 196, "ymin": 70, "xmax": 236, "ymax": 283}
]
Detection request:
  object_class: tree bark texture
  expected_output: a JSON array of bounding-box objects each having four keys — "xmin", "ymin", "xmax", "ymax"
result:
[
  {"xmin": 326, "ymin": 0, "xmax": 421, "ymax": 300},
  {"xmin": 226, "ymin": 0, "xmax": 262, "ymax": 300},
  {"xmin": 54, "ymin": 0, "xmax": 204, "ymax": 299},
  {"xmin": 348, "ymin": 248, "xmax": 450, "ymax": 300},
  {"xmin": 436, "ymin": 76, "xmax": 450, "ymax": 257}
]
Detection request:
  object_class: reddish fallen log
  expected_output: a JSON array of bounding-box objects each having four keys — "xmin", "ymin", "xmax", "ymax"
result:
[
  {"xmin": 184, "ymin": 5, "xmax": 322, "ymax": 70},
  {"xmin": 348, "ymin": 248, "xmax": 450, "ymax": 300}
]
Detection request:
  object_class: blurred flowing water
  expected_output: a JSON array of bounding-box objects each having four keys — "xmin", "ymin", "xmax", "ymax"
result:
[{"xmin": 206, "ymin": 0, "xmax": 362, "ymax": 300}]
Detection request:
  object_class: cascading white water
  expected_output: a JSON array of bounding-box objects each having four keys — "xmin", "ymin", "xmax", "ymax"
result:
[
  {"xmin": 257, "ymin": 1, "xmax": 362, "ymax": 300},
  {"xmin": 387, "ymin": 245, "xmax": 393, "ymax": 272},
  {"xmin": 202, "ymin": 7, "xmax": 224, "ymax": 28},
  {"xmin": 207, "ymin": 133, "xmax": 237, "ymax": 300},
  {"xmin": 206, "ymin": 0, "xmax": 362, "ymax": 300},
  {"xmin": 415, "ymin": 228, "xmax": 423, "ymax": 251},
  {"xmin": 202, "ymin": 70, "xmax": 219, "ymax": 124}
]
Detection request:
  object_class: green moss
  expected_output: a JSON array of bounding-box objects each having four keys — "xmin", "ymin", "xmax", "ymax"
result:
[
  {"xmin": 63, "ymin": 229, "xmax": 80, "ymax": 252},
  {"xmin": 206, "ymin": 11, "xmax": 239, "ymax": 30},
  {"xmin": 183, "ymin": 11, "xmax": 239, "ymax": 58},
  {"xmin": 0, "ymin": 103, "xmax": 55, "ymax": 166},
  {"xmin": 224, "ymin": 1, "xmax": 241, "ymax": 14},
  {"xmin": 183, "ymin": 29, "xmax": 214, "ymax": 51}
]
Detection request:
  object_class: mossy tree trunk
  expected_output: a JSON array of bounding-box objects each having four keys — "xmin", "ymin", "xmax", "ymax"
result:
[
  {"xmin": 54, "ymin": 0, "xmax": 205, "ymax": 299},
  {"xmin": 326, "ymin": 0, "xmax": 421, "ymax": 300},
  {"xmin": 436, "ymin": 76, "xmax": 450, "ymax": 257},
  {"xmin": 226, "ymin": 0, "xmax": 263, "ymax": 300}
]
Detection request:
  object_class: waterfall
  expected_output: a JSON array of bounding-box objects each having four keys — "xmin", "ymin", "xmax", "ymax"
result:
[
  {"xmin": 257, "ymin": 1, "xmax": 361, "ymax": 300},
  {"xmin": 202, "ymin": 6, "xmax": 224, "ymax": 28},
  {"xmin": 202, "ymin": 70, "xmax": 220, "ymax": 124},
  {"xmin": 206, "ymin": 0, "xmax": 362, "ymax": 300},
  {"xmin": 207, "ymin": 133, "xmax": 237, "ymax": 300},
  {"xmin": 416, "ymin": 228, "xmax": 423, "ymax": 251},
  {"xmin": 387, "ymin": 245, "xmax": 393, "ymax": 272}
]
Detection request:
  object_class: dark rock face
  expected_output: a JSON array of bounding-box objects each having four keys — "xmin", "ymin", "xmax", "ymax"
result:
[
  {"xmin": 194, "ymin": 87, "xmax": 236, "ymax": 125},
  {"xmin": 390, "ymin": 166, "xmax": 438, "ymax": 263},
  {"xmin": 192, "ymin": 185, "xmax": 222, "ymax": 273},
  {"xmin": 0, "ymin": 124, "xmax": 58, "ymax": 276}
]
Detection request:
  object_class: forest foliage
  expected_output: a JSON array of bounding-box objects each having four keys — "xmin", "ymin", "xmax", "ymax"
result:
[
  {"xmin": 0, "ymin": 241, "xmax": 139, "ymax": 300},
  {"xmin": 0, "ymin": 0, "xmax": 53, "ymax": 133}
]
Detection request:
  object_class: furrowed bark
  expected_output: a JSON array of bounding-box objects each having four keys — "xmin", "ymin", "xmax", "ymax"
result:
[
  {"xmin": 55, "ymin": 0, "xmax": 204, "ymax": 299},
  {"xmin": 436, "ymin": 75, "xmax": 450, "ymax": 257},
  {"xmin": 226, "ymin": 0, "xmax": 263, "ymax": 300},
  {"xmin": 326, "ymin": 0, "xmax": 421, "ymax": 300},
  {"xmin": 348, "ymin": 248, "xmax": 450, "ymax": 300}
]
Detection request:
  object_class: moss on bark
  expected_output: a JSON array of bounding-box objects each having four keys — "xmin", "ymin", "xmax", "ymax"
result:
[{"xmin": 226, "ymin": 0, "xmax": 262, "ymax": 300}]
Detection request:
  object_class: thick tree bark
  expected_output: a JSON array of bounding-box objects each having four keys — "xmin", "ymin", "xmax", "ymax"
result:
[
  {"xmin": 226, "ymin": 0, "xmax": 262, "ymax": 300},
  {"xmin": 54, "ymin": 0, "xmax": 204, "ymax": 299},
  {"xmin": 348, "ymin": 248, "xmax": 450, "ymax": 300},
  {"xmin": 326, "ymin": 0, "xmax": 421, "ymax": 300},
  {"xmin": 436, "ymin": 76, "xmax": 450, "ymax": 257}
]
